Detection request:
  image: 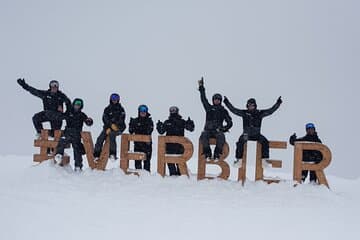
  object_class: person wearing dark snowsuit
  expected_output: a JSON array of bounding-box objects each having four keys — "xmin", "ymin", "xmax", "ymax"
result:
[
  {"xmin": 289, "ymin": 123, "xmax": 323, "ymax": 183},
  {"xmin": 17, "ymin": 78, "xmax": 71, "ymax": 137},
  {"xmin": 156, "ymin": 106, "xmax": 195, "ymax": 176},
  {"xmin": 54, "ymin": 98, "xmax": 93, "ymax": 171},
  {"xmin": 198, "ymin": 78, "xmax": 233, "ymax": 159},
  {"xmin": 93, "ymin": 93, "xmax": 126, "ymax": 160},
  {"xmin": 223, "ymin": 96, "xmax": 282, "ymax": 163},
  {"xmin": 129, "ymin": 105, "xmax": 154, "ymax": 172}
]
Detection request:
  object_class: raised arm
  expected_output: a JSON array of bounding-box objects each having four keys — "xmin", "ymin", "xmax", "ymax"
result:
[
  {"xmin": 223, "ymin": 96, "xmax": 246, "ymax": 117},
  {"xmin": 261, "ymin": 96, "xmax": 282, "ymax": 117},
  {"xmin": 198, "ymin": 78, "xmax": 211, "ymax": 111},
  {"xmin": 17, "ymin": 78, "xmax": 45, "ymax": 99}
]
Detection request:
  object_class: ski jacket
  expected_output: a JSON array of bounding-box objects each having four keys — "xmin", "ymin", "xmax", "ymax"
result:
[
  {"xmin": 129, "ymin": 114, "xmax": 154, "ymax": 136},
  {"xmin": 20, "ymin": 82, "xmax": 71, "ymax": 112},
  {"xmin": 224, "ymin": 98, "xmax": 280, "ymax": 136},
  {"xmin": 102, "ymin": 102, "xmax": 126, "ymax": 132},
  {"xmin": 61, "ymin": 108, "xmax": 90, "ymax": 135},
  {"xmin": 157, "ymin": 114, "xmax": 194, "ymax": 136},
  {"xmin": 199, "ymin": 86, "xmax": 232, "ymax": 132},
  {"xmin": 289, "ymin": 133, "xmax": 323, "ymax": 162},
  {"xmin": 157, "ymin": 114, "xmax": 194, "ymax": 154}
]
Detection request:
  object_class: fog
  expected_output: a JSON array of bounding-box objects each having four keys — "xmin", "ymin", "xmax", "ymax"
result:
[{"xmin": 1, "ymin": 0, "xmax": 359, "ymax": 178}]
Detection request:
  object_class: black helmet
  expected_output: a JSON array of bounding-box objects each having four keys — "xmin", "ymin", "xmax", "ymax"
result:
[
  {"xmin": 212, "ymin": 93, "xmax": 222, "ymax": 103},
  {"xmin": 73, "ymin": 98, "xmax": 84, "ymax": 110},
  {"xmin": 49, "ymin": 80, "xmax": 59, "ymax": 89},
  {"xmin": 246, "ymin": 98, "xmax": 257, "ymax": 108},
  {"xmin": 169, "ymin": 106, "xmax": 179, "ymax": 114}
]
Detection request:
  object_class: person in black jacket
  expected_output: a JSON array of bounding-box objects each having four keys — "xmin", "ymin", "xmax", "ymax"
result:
[
  {"xmin": 157, "ymin": 106, "xmax": 195, "ymax": 176},
  {"xmin": 17, "ymin": 78, "xmax": 71, "ymax": 137},
  {"xmin": 223, "ymin": 96, "xmax": 282, "ymax": 164},
  {"xmin": 289, "ymin": 123, "xmax": 323, "ymax": 183},
  {"xmin": 54, "ymin": 98, "xmax": 93, "ymax": 171},
  {"xmin": 93, "ymin": 93, "xmax": 126, "ymax": 161},
  {"xmin": 198, "ymin": 78, "xmax": 233, "ymax": 160},
  {"xmin": 129, "ymin": 105, "xmax": 154, "ymax": 172}
]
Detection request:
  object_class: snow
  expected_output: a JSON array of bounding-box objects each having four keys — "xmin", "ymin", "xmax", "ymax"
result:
[{"xmin": 1, "ymin": 155, "xmax": 359, "ymax": 240}]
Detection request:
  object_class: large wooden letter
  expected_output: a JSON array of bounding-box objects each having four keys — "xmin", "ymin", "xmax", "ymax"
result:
[
  {"xmin": 255, "ymin": 141, "xmax": 287, "ymax": 184},
  {"xmin": 157, "ymin": 136, "xmax": 194, "ymax": 177},
  {"xmin": 293, "ymin": 142, "xmax": 332, "ymax": 188},
  {"xmin": 120, "ymin": 134, "xmax": 152, "ymax": 175},
  {"xmin": 81, "ymin": 131, "xmax": 104, "ymax": 170},
  {"xmin": 33, "ymin": 130, "xmax": 70, "ymax": 165},
  {"xmin": 197, "ymin": 139, "xmax": 230, "ymax": 180}
]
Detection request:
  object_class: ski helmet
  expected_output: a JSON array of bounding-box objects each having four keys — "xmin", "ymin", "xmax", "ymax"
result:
[
  {"xmin": 73, "ymin": 98, "xmax": 84, "ymax": 110},
  {"xmin": 305, "ymin": 123, "xmax": 315, "ymax": 130},
  {"xmin": 169, "ymin": 106, "xmax": 179, "ymax": 114},
  {"xmin": 212, "ymin": 93, "xmax": 222, "ymax": 103},
  {"xmin": 138, "ymin": 104, "xmax": 148, "ymax": 113},
  {"xmin": 110, "ymin": 93, "xmax": 120, "ymax": 102},
  {"xmin": 246, "ymin": 98, "xmax": 257, "ymax": 108},
  {"xmin": 49, "ymin": 80, "xmax": 59, "ymax": 88}
]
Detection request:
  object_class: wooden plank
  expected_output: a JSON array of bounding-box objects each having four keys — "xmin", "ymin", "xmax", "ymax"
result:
[
  {"xmin": 237, "ymin": 143, "xmax": 247, "ymax": 185},
  {"xmin": 269, "ymin": 141, "xmax": 287, "ymax": 149}
]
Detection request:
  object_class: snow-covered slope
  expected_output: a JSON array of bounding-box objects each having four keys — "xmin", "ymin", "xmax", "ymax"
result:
[{"xmin": 1, "ymin": 155, "xmax": 359, "ymax": 240}]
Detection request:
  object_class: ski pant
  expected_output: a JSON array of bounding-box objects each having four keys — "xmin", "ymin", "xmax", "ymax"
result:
[
  {"xmin": 33, "ymin": 110, "xmax": 63, "ymax": 136},
  {"xmin": 56, "ymin": 132, "xmax": 85, "ymax": 169},
  {"xmin": 166, "ymin": 143, "xmax": 184, "ymax": 176},
  {"xmin": 199, "ymin": 130, "xmax": 225, "ymax": 154},
  {"xmin": 134, "ymin": 142, "xmax": 152, "ymax": 172},
  {"xmin": 94, "ymin": 129, "xmax": 121, "ymax": 157},
  {"xmin": 236, "ymin": 133, "xmax": 269, "ymax": 159}
]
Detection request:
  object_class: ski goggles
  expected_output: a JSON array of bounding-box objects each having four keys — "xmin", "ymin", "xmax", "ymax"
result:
[
  {"xmin": 306, "ymin": 123, "xmax": 315, "ymax": 129},
  {"xmin": 74, "ymin": 100, "xmax": 82, "ymax": 106}
]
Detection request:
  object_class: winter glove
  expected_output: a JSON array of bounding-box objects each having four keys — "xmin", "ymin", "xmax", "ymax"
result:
[
  {"xmin": 277, "ymin": 96, "xmax": 282, "ymax": 105},
  {"xmin": 85, "ymin": 117, "xmax": 93, "ymax": 126},
  {"xmin": 17, "ymin": 78, "xmax": 26, "ymax": 87},
  {"xmin": 185, "ymin": 117, "xmax": 195, "ymax": 132},
  {"xmin": 198, "ymin": 77, "xmax": 204, "ymax": 87},
  {"xmin": 289, "ymin": 133, "xmax": 297, "ymax": 145},
  {"xmin": 156, "ymin": 120, "xmax": 165, "ymax": 134},
  {"xmin": 223, "ymin": 96, "xmax": 229, "ymax": 105},
  {"xmin": 111, "ymin": 123, "xmax": 119, "ymax": 131}
]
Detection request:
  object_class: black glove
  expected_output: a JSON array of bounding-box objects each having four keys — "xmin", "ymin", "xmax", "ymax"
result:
[
  {"xmin": 289, "ymin": 133, "xmax": 297, "ymax": 144},
  {"xmin": 223, "ymin": 96, "xmax": 229, "ymax": 104},
  {"xmin": 277, "ymin": 96, "xmax": 282, "ymax": 105},
  {"xmin": 198, "ymin": 77, "xmax": 204, "ymax": 87},
  {"xmin": 17, "ymin": 78, "xmax": 26, "ymax": 87},
  {"xmin": 185, "ymin": 117, "xmax": 195, "ymax": 131},
  {"xmin": 85, "ymin": 117, "xmax": 93, "ymax": 126},
  {"xmin": 156, "ymin": 120, "xmax": 164, "ymax": 134}
]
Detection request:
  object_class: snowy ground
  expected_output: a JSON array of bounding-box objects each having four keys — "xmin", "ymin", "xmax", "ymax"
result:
[{"xmin": 0, "ymin": 155, "xmax": 359, "ymax": 240}]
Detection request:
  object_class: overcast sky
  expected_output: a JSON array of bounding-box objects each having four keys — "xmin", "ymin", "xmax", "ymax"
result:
[{"xmin": 1, "ymin": 0, "xmax": 359, "ymax": 178}]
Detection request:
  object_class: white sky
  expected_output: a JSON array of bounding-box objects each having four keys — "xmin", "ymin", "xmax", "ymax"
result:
[{"xmin": 0, "ymin": 0, "xmax": 359, "ymax": 178}]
